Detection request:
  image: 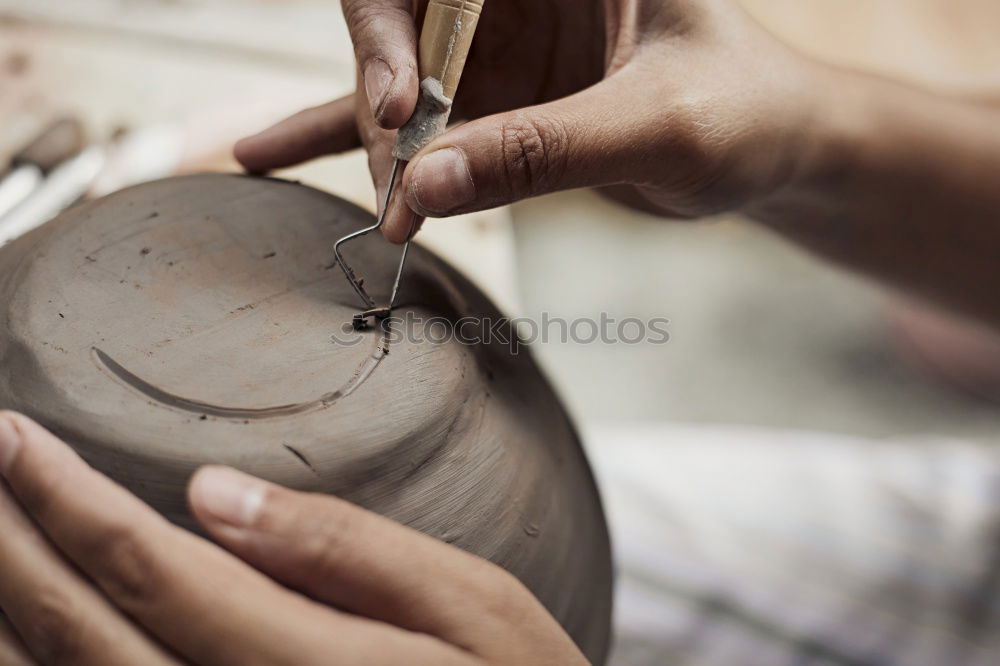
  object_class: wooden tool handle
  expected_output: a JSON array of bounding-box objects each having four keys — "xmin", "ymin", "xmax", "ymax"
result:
[
  {"xmin": 393, "ymin": 0, "xmax": 486, "ymax": 160},
  {"xmin": 418, "ymin": 0, "xmax": 485, "ymax": 101}
]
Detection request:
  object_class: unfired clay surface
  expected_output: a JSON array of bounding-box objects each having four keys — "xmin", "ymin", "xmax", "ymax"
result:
[{"xmin": 0, "ymin": 174, "xmax": 612, "ymax": 663}]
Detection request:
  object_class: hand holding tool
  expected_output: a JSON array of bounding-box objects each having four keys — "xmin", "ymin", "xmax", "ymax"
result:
[{"xmin": 334, "ymin": 0, "xmax": 486, "ymax": 329}]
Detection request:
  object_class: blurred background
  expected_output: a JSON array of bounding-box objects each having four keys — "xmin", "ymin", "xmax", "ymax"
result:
[{"xmin": 4, "ymin": 1, "xmax": 1000, "ymax": 664}]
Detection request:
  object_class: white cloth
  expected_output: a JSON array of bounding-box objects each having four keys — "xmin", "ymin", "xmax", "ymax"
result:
[{"xmin": 586, "ymin": 424, "xmax": 1000, "ymax": 666}]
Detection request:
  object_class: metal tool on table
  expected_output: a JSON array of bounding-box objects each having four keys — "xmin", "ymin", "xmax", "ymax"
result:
[{"xmin": 334, "ymin": 0, "xmax": 486, "ymax": 330}]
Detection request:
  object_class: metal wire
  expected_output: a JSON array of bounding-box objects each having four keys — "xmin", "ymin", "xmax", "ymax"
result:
[
  {"xmin": 389, "ymin": 211, "xmax": 419, "ymax": 309},
  {"xmin": 332, "ymin": 158, "xmax": 402, "ymax": 310}
]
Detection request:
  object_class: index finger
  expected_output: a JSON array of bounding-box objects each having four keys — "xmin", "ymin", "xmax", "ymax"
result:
[{"xmin": 342, "ymin": 0, "xmax": 420, "ymax": 128}]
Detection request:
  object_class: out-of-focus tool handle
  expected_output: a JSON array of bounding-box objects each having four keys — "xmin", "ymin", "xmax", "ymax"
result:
[
  {"xmin": 12, "ymin": 118, "xmax": 85, "ymax": 175},
  {"xmin": 393, "ymin": 0, "xmax": 486, "ymax": 160}
]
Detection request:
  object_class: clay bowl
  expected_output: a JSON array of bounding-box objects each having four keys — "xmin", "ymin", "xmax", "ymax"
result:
[{"xmin": 0, "ymin": 174, "xmax": 612, "ymax": 663}]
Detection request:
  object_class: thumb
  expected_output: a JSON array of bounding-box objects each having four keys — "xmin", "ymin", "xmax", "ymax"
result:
[{"xmin": 395, "ymin": 80, "xmax": 643, "ymax": 230}]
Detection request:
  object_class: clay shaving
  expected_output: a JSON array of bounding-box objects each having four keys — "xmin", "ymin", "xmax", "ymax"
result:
[{"xmin": 393, "ymin": 77, "xmax": 453, "ymax": 161}]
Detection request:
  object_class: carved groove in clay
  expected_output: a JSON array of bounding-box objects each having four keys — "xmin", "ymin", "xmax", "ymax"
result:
[{"xmin": 92, "ymin": 327, "xmax": 389, "ymax": 420}]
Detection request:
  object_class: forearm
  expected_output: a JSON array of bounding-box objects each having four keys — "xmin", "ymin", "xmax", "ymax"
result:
[{"xmin": 749, "ymin": 64, "xmax": 1000, "ymax": 326}]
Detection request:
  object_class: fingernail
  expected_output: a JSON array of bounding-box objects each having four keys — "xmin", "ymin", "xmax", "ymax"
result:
[
  {"xmin": 364, "ymin": 59, "xmax": 395, "ymax": 125},
  {"xmin": 194, "ymin": 467, "xmax": 265, "ymax": 528},
  {"xmin": 0, "ymin": 414, "xmax": 22, "ymax": 475},
  {"xmin": 409, "ymin": 148, "xmax": 476, "ymax": 216}
]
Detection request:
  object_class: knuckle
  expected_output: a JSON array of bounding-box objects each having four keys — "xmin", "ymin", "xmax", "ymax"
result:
[
  {"xmin": 342, "ymin": 2, "xmax": 379, "ymax": 40},
  {"xmin": 498, "ymin": 114, "xmax": 569, "ymax": 197},
  {"xmin": 665, "ymin": 99, "xmax": 723, "ymax": 168},
  {"xmin": 305, "ymin": 502, "xmax": 365, "ymax": 572},
  {"xmin": 92, "ymin": 523, "xmax": 162, "ymax": 611},
  {"xmin": 276, "ymin": 497, "xmax": 369, "ymax": 578},
  {"xmin": 653, "ymin": 98, "xmax": 740, "ymax": 214},
  {"xmin": 23, "ymin": 590, "xmax": 88, "ymax": 666},
  {"xmin": 473, "ymin": 566, "xmax": 536, "ymax": 625},
  {"xmin": 343, "ymin": 3, "xmax": 412, "ymax": 55}
]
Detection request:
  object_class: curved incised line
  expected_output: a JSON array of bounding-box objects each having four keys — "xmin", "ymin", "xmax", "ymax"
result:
[{"xmin": 92, "ymin": 331, "xmax": 389, "ymax": 420}]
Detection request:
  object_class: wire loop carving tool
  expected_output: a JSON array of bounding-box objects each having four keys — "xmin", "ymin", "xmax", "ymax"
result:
[{"xmin": 333, "ymin": 0, "xmax": 486, "ymax": 330}]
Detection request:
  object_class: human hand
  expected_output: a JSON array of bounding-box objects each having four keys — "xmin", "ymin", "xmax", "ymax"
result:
[
  {"xmin": 235, "ymin": 0, "xmax": 825, "ymax": 242},
  {"xmin": 0, "ymin": 412, "xmax": 587, "ymax": 665}
]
